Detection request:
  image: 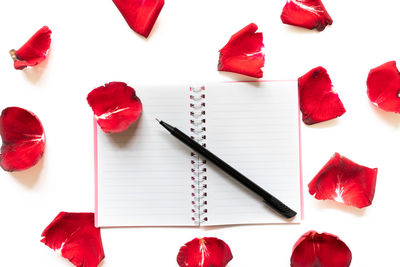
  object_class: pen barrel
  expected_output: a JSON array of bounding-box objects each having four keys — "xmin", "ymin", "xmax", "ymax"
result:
[{"xmin": 171, "ymin": 127, "xmax": 297, "ymax": 219}]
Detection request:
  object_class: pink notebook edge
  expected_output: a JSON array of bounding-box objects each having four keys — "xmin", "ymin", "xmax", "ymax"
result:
[{"xmin": 94, "ymin": 117, "xmax": 99, "ymax": 227}]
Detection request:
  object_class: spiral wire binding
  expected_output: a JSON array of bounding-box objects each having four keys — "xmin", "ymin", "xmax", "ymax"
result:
[{"xmin": 189, "ymin": 86, "xmax": 208, "ymax": 225}]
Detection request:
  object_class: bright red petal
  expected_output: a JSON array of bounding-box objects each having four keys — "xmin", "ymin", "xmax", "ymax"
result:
[
  {"xmin": 0, "ymin": 107, "xmax": 45, "ymax": 172},
  {"xmin": 41, "ymin": 212, "xmax": 105, "ymax": 267},
  {"xmin": 281, "ymin": 0, "xmax": 333, "ymax": 31},
  {"xmin": 299, "ymin": 66, "xmax": 346, "ymax": 125},
  {"xmin": 87, "ymin": 82, "xmax": 143, "ymax": 133},
  {"xmin": 308, "ymin": 153, "xmax": 378, "ymax": 208},
  {"xmin": 291, "ymin": 231, "xmax": 352, "ymax": 267},
  {"xmin": 367, "ymin": 61, "xmax": 400, "ymax": 113},
  {"xmin": 113, "ymin": 0, "xmax": 164, "ymax": 38},
  {"xmin": 218, "ymin": 23, "xmax": 264, "ymax": 78},
  {"xmin": 10, "ymin": 26, "xmax": 51, "ymax": 70},
  {"xmin": 177, "ymin": 237, "xmax": 233, "ymax": 267}
]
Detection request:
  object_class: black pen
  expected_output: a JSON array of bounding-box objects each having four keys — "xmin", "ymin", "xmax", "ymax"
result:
[{"xmin": 156, "ymin": 119, "xmax": 297, "ymax": 219}]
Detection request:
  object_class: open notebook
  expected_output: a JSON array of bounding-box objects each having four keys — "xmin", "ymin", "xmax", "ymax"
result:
[{"xmin": 94, "ymin": 81, "xmax": 302, "ymax": 227}]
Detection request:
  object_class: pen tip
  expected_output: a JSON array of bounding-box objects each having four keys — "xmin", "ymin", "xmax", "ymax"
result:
[{"xmin": 155, "ymin": 118, "xmax": 161, "ymax": 123}]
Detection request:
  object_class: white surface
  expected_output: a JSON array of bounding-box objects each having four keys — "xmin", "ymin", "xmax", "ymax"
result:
[{"xmin": 0, "ymin": 0, "xmax": 399, "ymax": 266}]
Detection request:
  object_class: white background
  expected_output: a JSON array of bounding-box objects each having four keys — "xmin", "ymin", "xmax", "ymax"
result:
[{"xmin": 0, "ymin": 0, "xmax": 399, "ymax": 266}]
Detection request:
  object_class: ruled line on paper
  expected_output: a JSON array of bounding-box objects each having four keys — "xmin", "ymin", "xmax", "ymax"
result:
[
  {"xmin": 203, "ymin": 81, "xmax": 301, "ymax": 225},
  {"xmin": 96, "ymin": 85, "xmax": 194, "ymax": 227}
]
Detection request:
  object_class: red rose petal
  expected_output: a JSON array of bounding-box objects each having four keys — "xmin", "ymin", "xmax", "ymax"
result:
[
  {"xmin": 309, "ymin": 153, "xmax": 378, "ymax": 208},
  {"xmin": 299, "ymin": 66, "xmax": 346, "ymax": 125},
  {"xmin": 291, "ymin": 231, "xmax": 352, "ymax": 267},
  {"xmin": 367, "ymin": 61, "xmax": 400, "ymax": 113},
  {"xmin": 87, "ymin": 82, "xmax": 143, "ymax": 133},
  {"xmin": 113, "ymin": 0, "xmax": 164, "ymax": 38},
  {"xmin": 177, "ymin": 237, "xmax": 233, "ymax": 267},
  {"xmin": 218, "ymin": 23, "xmax": 264, "ymax": 78},
  {"xmin": 0, "ymin": 107, "xmax": 45, "ymax": 172},
  {"xmin": 41, "ymin": 212, "xmax": 105, "ymax": 267},
  {"xmin": 281, "ymin": 0, "xmax": 333, "ymax": 31},
  {"xmin": 10, "ymin": 26, "xmax": 52, "ymax": 70}
]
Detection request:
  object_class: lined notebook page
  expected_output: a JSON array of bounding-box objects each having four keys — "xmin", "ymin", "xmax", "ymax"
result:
[
  {"xmin": 203, "ymin": 81, "xmax": 301, "ymax": 225},
  {"xmin": 96, "ymin": 85, "xmax": 193, "ymax": 227}
]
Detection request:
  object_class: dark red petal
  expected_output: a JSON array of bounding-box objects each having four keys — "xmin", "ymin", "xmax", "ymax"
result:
[
  {"xmin": 298, "ymin": 66, "xmax": 346, "ymax": 125},
  {"xmin": 10, "ymin": 26, "xmax": 52, "ymax": 70},
  {"xmin": 367, "ymin": 61, "xmax": 400, "ymax": 113},
  {"xmin": 41, "ymin": 212, "xmax": 105, "ymax": 267},
  {"xmin": 218, "ymin": 23, "xmax": 264, "ymax": 78},
  {"xmin": 87, "ymin": 82, "xmax": 143, "ymax": 133},
  {"xmin": 308, "ymin": 153, "xmax": 378, "ymax": 208},
  {"xmin": 281, "ymin": 0, "xmax": 332, "ymax": 31},
  {"xmin": 177, "ymin": 237, "xmax": 233, "ymax": 267},
  {"xmin": 0, "ymin": 107, "xmax": 45, "ymax": 172},
  {"xmin": 113, "ymin": 0, "xmax": 164, "ymax": 38},
  {"xmin": 291, "ymin": 231, "xmax": 352, "ymax": 267}
]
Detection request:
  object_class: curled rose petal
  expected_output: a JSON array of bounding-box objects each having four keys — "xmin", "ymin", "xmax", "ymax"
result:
[
  {"xmin": 10, "ymin": 26, "xmax": 52, "ymax": 70},
  {"xmin": 177, "ymin": 237, "xmax": 233, "ymax": 267},
  {"xmin": 218, "ymin": 23, "xmax": 264, "ymax": 78},
  {"xmin": 87, "ymin": 82, "xmax": 143, "ymax": 133},
  {"xmin": 0, "ymin": 107, "xmax": 45, "ymax": 172},
  {"xmin": 41, "ymin": 212, "xmax": 105, "ymax": 267},
  {"xmin": 281, "ymin": 0, "xmax": 332, "ymax": 31},
  {"xmin": 309, "ymin": 153, "xmax": 378, "ymax": 208},
  {"xmin": 299, "ymin": 66, "xmax": 346, "ymax": 125},
  {"xmin": 367, "ymin": 61, "xmax": 400, "ymax": 113},
  {"xmin": 291, "ymin": 231, "xmax": 352, "ymax": 267},
  {"xmin": 113, "ymin": 0, "xmax": 164, "ymax": 38}
]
